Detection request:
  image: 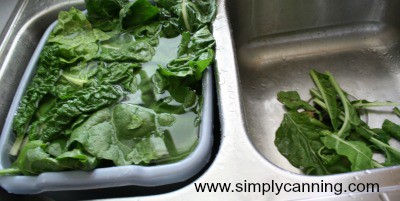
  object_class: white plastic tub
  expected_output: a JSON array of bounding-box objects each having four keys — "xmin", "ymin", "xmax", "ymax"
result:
[{"xmin": 0, "ymin": 20, "xmax": 214, "ymax": 194}]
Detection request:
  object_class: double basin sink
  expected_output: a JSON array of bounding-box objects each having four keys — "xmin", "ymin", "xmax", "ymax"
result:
[{"xmin": 1, "ymin": 0, "xmax": 400, "ymax": 200}]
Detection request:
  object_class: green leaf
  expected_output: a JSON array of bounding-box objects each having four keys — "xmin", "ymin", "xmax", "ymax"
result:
[
  {"xmin": 156, "ymin": 0, "xmax": 217, "ymax": 33},
  {"xmin": 28, "ymin": 85, "xmax": 123, "ymax": 141},
  {"xmin": 120, "ymin": 0, "xmax": 160, "ymax": 29},
  {"xmin": 56, "ymin": 149, "xmax": 98, "ymax": 171},
  {"xmin": 97, "ymin": 33, "xmax": 157, "ymax": 62},
  {"xmin": 325, "ymin": 71, "xmax": 361, "ymax": 137},
  {"xmin": 85, "ymin": 0, "xmax": 127, "ymax": 31},
  {"xmin": 13, "ymin": 46, "xmax": 64, "ymax": 140},
  {"xmin": 159, "ymin": 26, "xmax": 215, "ymax": 81},
  {"xmin": 69, "ymin": 104, "xmax": 175, "ymax": 166},
  {"xmin": 46, "ymin": 137, "xmax": 68, "ymax": 157},
  {"xmin": 310, "ymin": 70, "xmax": 339, "ymax": 131},
  {"xmin": 11, "ymin": 141, "xmax": 65, "ymax": 175},
  {"xmin": 48, "ymin": 8, "xmax": 111, "ymax": 63},
  {"xmin": 321, "ymin": 131, "xmax": 374, "ymax": 171},
  {"xmin": 274, "ymin": 111, "xmax": 331, "ymax": 175},
  {"xmin": 382, "ymin": 119, "xmax": 400, "ymax": 141},
  {"xmin": 277, "ymin": 91, "xmax": 319, "ymax": 113},
  {"xmin": 112, "ymin": 104, "xmax": 161, "ymax": 139},
  {"xmin": 394, "ymin": 107, "xmax": 400, "ymax": 117},
  {"xmin": 355, "ymin": 124, "xmax": 400, "ymax": 166}
]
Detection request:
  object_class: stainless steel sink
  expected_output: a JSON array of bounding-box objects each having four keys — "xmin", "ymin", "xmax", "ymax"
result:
[
  {"xmin": 231, "ymin": 0, "xmax": 400, "ymax": 173},
  {"xmin": 1, "ymin": 0, "xmax": 400, "ymax": 200}
]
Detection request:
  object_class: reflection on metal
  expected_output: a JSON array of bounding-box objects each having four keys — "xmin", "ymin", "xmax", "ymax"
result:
[{"xmin": 1, "ymin": 0, "xmax": 400, "ymax": 200}]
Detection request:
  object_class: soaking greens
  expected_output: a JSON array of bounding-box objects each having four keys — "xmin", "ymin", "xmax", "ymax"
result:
[
  {"xmin": 275, "ymin": 70, "xmax": 400, "ymax": 175},
  {"xmin": 0, "ymin": 0, "xmax": 216, "ymax": 176}
]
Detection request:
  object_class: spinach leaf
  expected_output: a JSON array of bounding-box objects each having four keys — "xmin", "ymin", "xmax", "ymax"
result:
[
  {"xmin": 48, "ymin": 8, "xmax": 111, "ymax": 63},
  {"xmin": 277, "ymin": 91, "xmax": 319, "ymax": 115},
  {"xmin": 11, "ymin": 45, "xmax": 65, "ymax": 155},
  {"xmin": 394, "ymin": 107, "xmax": 400, "ymax": 117},
  {"xmin": 356, "ymin": 124, "xmax": 400, "ymax": 166},
  {"xmin": 68, "ymin": 104, "xmax": 173, "ymax": 166},
  {"xmin": 159, "ymin": 26, "xmax": 215, "ymax": 82},
  {"xmin": 85, "ymin": 0, "xmax": 127, "ymax": 31},
  {"xmin": 156, "ymin": 0, "xmax": 217, "ymax": 33},
  {"xmin": 320, "ymin": 131, "xmax": 374, "ymax": 171},
  {"xmin": 28, "ymin": 85, "xmax": 123, "ymax": 142},
  {"xmin": 276, "ymin": 70, "xmax": 400, "ymax": 175},
  {"xmin": 46, "ymin": 137, "xmax": 69, "ymax": 157},
  {"xmin": 97, "ymin": 33, "xmax": 157, "ymax": 62},
  {"xmin": 382, "ymin": 119, "xmax": 400, "ymax": 141},
  {"xmin": 2, "ymin": 140, "xmax": 99, "ymax": 175},
  {"xmin": 310, "ymin": 70, "xmax": 339, "ymax": 131},
  {"xmin": 274, "ymin": 111, "xmax": 331, "ymax": 175},
  {"xmin": 325, "ymin": 71, "xmax": 361, "ymax": 137},
  {"xmin": 6, "ymin": 0, "xmax": 214, "ymax": 175},
  {"xmin": 120, "ymin": 0, "xmax": 160, "ymax": 29},
  {"xmin": 56, "ymin": 149, "xmax": 99, "ymax": 171},
  {"xmin": 11, "ymin": 141, "xmax": 65, "ymax": 175}
]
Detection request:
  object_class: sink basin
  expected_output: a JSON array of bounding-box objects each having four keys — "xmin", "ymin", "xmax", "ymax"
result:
[
  {"xmin": 228, "ymin": 0, "xmax": 400, "ymax": 173},
  {"xmin": 1, "ymin": 0, "xmax": 400, "ymax": 200}
]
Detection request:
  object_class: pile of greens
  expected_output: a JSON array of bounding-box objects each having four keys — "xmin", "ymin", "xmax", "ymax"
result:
[
  {"xmin": 275, "ymin": 70, "xmax": 400, "ymax": 175},
  {"xmin": 0, "ymin": 0, "xmax": 216, "ymax": 175}
]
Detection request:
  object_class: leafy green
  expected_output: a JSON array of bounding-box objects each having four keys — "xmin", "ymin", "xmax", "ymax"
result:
[
  {"xmin": 310, "ymin": 70, "xmax": 339, "ymax": 131},
  {"xmin": 394, "ymin": 107, "xmax": 400, "ymax": 117},
  {"xmin": 28, "ymin": 85, "xmax": 123, "ymax": 142},
  {"xmin": 120, "ymin": 0, "xmax": 160, "ymax": 29},
  {"xmin": 356, "ymin": 124, "xmax": 400, "ymax": 166},
  {"xmin": 11, "ymin": 45, "xmax": 65, "ymax": 155},
  {"xmin": 48, "ymin": 8, "xmax": 111, "ymax": 63},
  {"xmin": 156, "ymin": 0, "xmax": 217, "ymax": 33},
  {"xmin": 68, "ymin": 104, "xmax": 172, "ymax": 166},
  {"xmin": 9, "ymin": 141, "xmax": 65, "ymax": 175},
  {"xmin": 275, "ymin": 70, "xmax": 400, "ymax": 175},
  {"xmin": 97, "ymin": 35, "xmax": 157, "ymax": 62},
  {"xmin": 4, "ymin": 0, "xmax": 216, "ymax": 175},
  {"xmin": 85, "ymin": 0, "xmax": 127, "ymax": 31},
  {"xmin": 382, "ymin": 119, "xmax": 400, "ymax": 141},
  {"xmin": 277, "ymin": 91, "xmax": 319, "ymax": 114},
  {"xmin": 56, "ymin": 149, "xmax": 99, "ymax": 170},
  {"xmin": 275, "ymin": 112, "xmax": 331, "ymax": 175},
  {"xmin": 159, "ymin": 26, "xmax": 215, "ymax": 82},
  {"xmin": 321, "ymin": 131, "xmax": 374, "ymax": 171}
]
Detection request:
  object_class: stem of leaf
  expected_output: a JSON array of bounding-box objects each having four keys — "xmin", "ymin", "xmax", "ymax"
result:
[
  {"xmin": 181, "ymin": 0, "xmax": 191, "ymax": 32},
  {"xmin": 9, "ymin": 135, "xmax": 24, "ymax": 156},
  {"xmin": 353, "ymin": 102, "xmax": 400, "ymax": 108},
  {"xmin": 372, "ymin": 160, "xmax": 384, "ymax": 168},
  {"xmin": 310, "ymin": 88, "xmax": 323, "ymax": 100},
  {"xmin": 326, "ymin": 72, "xmax": 350, "ymax": 138},
  {"xmin": 0, "ymin": 168, "xmax": 21, "ymax": 176}
]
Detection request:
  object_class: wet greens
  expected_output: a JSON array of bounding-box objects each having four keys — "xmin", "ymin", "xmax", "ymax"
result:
[
  {"xmin": 275, "ymin": 70, "xmax": 400, "ymax": 175},
  {"xmin": 1, "ymin": 0, "xmax": 216, "ymax": 176}
]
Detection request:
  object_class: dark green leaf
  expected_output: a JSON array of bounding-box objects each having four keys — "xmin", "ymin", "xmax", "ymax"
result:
[
  {"xmin": 56, "ymin": 149, "xmax": 98, "ymax": 170},
  {"xmin": 12, "ymin": 141, "xmax": 65, "ymax": 175},
  {"xmin": 394, "ymin": 107, "xmax": 400, "ymax": 117},
  {"xmin": 68, "ymin": 105, "xmax": 170, "ymax": 166},
  {"xmin": 310, "ymin": 70, "xmax": 339, "ymax": 130},
  {"xmin": 382, "ymin": 119, "xmax": 400, "ymax": 141},
  {"xmin": 120, "ymin": 0, "xmax": 160, "ymax": 29},
  {"xmin": 275, "ymin": 111, "xmax": 331, "ymax": 175},
  {"xmin": 321, "ymin": 131, "xmax": 374, "ymax": 171},
  {"xmin": 85, "ymin": 0, "xmax": 127, "ymax": 31},
  {"xmin": 48, "ymin": 8, "xmax": 111, "ymax": 63},
  {"xmin": 13, "ymin": 46, "xmax": 64, "ymax": 139},
  {"xmin": 28, "ymin": 85, "xmax": 123, "ymax": 142},
  {"xmin": 159, "ymin": 26, "xmax": 215, "ymax": 81},
  {"xmin": 277, "ymin": 91, "xmax": 319, "ymax": 112}
]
